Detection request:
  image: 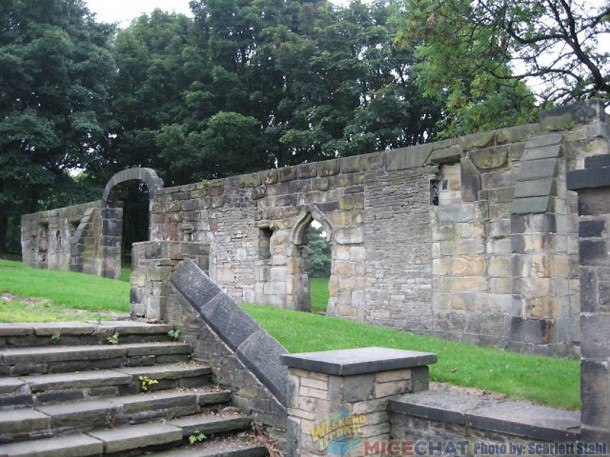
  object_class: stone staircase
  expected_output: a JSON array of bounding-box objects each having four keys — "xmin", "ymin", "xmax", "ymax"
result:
[{"xmin": 0, "ymin": 321, "xmax": 268, "ymax": 457}]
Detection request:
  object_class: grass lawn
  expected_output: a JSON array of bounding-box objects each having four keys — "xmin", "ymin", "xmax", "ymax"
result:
[
  {"xmin": 0, "ymin": 259, "xmax": 580, "ymax": 409},
  {"xmin": 0, "ymin": 259, "xmax": 130, "ymax": 317},
  {"xmin": 310, "ymin": 277, "xmax": 329, "ymax": 313},
  {"xmin": 241, "ymin": 303, "xmax": 581, "ymax": 410}
]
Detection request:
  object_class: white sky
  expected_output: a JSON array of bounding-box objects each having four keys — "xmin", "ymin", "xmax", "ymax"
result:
[{"xmin": 85, "ymin": 0, "xmax": 193, "ymax": 27}]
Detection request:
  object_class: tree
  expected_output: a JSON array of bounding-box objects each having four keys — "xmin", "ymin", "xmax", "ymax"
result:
[
  {"xmin": 0, "ymin": 0, "xmax": 115, "ymax": 253},
  {"xmin": 307, "ymin": 225, "xmax": 331, "ymax": 278},
  {"xmin": 106, "ymin": 9, "xmax": 196, "ymax": 185},
  {"xmin": 393, "ymin": 0, "xmax": 610, "ymax": 137},
  {"xmin": 466, "ymin": 0, "xmax": 610, "ymax": 105},
  {"xmin": 393, "ymin": 0, "xmax": 539, "ymax": 137}
]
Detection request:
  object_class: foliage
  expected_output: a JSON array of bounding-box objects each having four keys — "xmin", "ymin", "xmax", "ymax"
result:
[
  {"xmin": 188, "ymin": 430, "xmax": 207, "ymax": 445},
  {"xmin": 106, "ymin": 332, "xmax": 120, "ymax": 345},
  {"xmin": 50, "ymin": 332, "xmax": 61, "ymax": 344},
  {"xmin": 0, "ymin": 0, "xmax": 115, "ymax": 253},
  {"xmin": 392, "ymin": 0, "xmax": 610, "ymax": 137},
  {"xmin": 167, "ymin": 329, "xmax": 181, "ymax": 341},
  {"xmin": 392, "ymin": 0, "xmax": 539, "ymax": 137},
  {"xmin": 241, "ymin": 303, "xmax": 580, "ymax": 409},
  {"xmin": 139, "ymin": 375, "xmax": 159, "ymax": 392},
  {"xmin": 307, "ymin": 226, "xmax": 331, "ymax": 278}
]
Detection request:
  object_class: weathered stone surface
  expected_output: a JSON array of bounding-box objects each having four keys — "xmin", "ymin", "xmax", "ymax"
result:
[
  {"xmin": 282, "ymin": 347, "xmax": 437, "ymax": 376},
  {"xmin": 470, "ymin": 147, "xmax": 508, "ymax": 170},
  {"xmin": 237, "ymin": 330, "xmax": 288, "ymax": 405},
  {"xmin": 0, "ymin": 433, "xmax": 104, "ymax": 457},
  {"xmin": 23, "ymin": 100, "xmax": 606, "ymax": 358},
  {"xmin": 88, "ymin": 423, "xmax": 183, "ymax": 453}
]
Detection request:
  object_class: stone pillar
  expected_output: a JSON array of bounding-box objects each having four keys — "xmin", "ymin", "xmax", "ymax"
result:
[
  {"xmin": 101, "ymin": 203, "xmax": 123, "ymax": 279},
  {"xmin": 130, "ymin": 241, "xmax": 210, "ymax": 320},
  {"xmin": 567, "ymin": 154, "xmax": 610, "ymax": 443},
  {"xmin": 282, "ymin": 347, "xmax": 436, "ymax": 457}
]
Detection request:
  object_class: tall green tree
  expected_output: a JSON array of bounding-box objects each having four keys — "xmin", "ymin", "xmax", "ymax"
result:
[
  {"xmin": 393, "ymin": 0, "xmax": 609, "ymax": 136},
  {"xmin": 106, "ymin": 9, "xmax": 196, "ymax": 185},
  {"xmin": 393, "ymin": 0, "xmax": 538, "ymax": 137},
  {"xmin": 0, "ymin": 0, "xmax": 115, "ymax": 253}
]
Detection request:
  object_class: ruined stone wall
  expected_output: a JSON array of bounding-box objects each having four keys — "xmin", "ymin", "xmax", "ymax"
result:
[
  {"xmin": 21, "ymin": 101, "xmax": 610, "ymax": 357},
  {"xmin": 21, "ymin": 201, "xmax": 104, "ymax": 275}
]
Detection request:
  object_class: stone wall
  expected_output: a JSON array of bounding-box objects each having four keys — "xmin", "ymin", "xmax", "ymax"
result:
[
  {"xmin": 130, "ymin": 241, "xmax": 210, "ymax": 320},
  {"xmin": 21, "ymin": 201, "xmax": 103, "ymax": 275},
  {"xmin": 568, "ymin": 154, "xmax": 610, "ymax": 443},
  {"xmin": 21, "ymin": 100, "xmax": 610, "ymax": 357}
]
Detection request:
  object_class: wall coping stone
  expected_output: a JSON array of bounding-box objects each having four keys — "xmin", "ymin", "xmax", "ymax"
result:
[
  {"xmin": 171, "ymin": 258, "xmax": 288, "ymax": 405},
  {"xmin": 389, "ymin": 391, "xmax": 580, "ymax": 442},
  {"xmin": 281, "ymin": 347, "xmax": 437, "ymax": 376}
]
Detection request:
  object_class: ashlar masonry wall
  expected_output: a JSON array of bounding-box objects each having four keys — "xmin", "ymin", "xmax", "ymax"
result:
[{"xmin": 22, "ymin": 100, "xmax": 610, "ymax": 357}]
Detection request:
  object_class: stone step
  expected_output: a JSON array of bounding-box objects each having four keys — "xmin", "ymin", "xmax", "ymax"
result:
[
  {"xmin": 0, "ymin": 389, "xmax": 233, "ymax": 444},
  {"xmin": 0, "ymin": 342, "xmax": 192, "ymax": 376},
  {"xmin": 0, "ymin": 362, "xmax": 212, "ymax": 408},
  {"xmin": 0, "ymin": 414, "xmax": 259, "ymax": 456},
  {"xmin": 147, "ymin": 438, "xmax": 268, "ymax": 457},
  {"xmin": 0, "ymin": 321, "xmax": 176, "ymax": 349}
]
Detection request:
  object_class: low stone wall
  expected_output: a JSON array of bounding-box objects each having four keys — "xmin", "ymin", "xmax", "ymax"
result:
[
  {"xmin": 21, "ymin": 201, "xmax": 103, "ymax": 275},
  {"xmin": 389, "ymin": 392, "xmax": 584, "ymax": 457},
  {"xmin": 130, "ymin": 241, "xmax": 210, "ymax": 320},
  {"xmin": 165, "ymin": 259, "xmax": 289, "ymax": 449}
]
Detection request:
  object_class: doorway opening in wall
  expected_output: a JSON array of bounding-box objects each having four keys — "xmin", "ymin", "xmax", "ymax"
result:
[
  {"xmin": 306, "ymin": 223, "xmax": 331, "ymax": 313},
  {"xmin": 114, "ymin": 183, "xmax": 150, "ymax": 280}
]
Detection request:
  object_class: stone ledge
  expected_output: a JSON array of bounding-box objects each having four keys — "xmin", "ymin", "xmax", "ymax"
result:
[
  {"xmin": 389, "ymin": 391, "xmax": 580, "ymax": 442},
  {"xmin": 281, "ymin": 347, "xmax": 437, "ymax": 376}
]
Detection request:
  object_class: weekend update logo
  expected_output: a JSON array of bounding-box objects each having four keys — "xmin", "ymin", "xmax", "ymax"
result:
[{"xmin": 311, "ymin": 412, "xmax": 367, "ymax": 455}]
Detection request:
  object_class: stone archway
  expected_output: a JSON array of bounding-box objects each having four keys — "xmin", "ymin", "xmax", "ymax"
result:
[{"xmin": 101, "ymin": 168, "xmax": 164, "ymax": 279}]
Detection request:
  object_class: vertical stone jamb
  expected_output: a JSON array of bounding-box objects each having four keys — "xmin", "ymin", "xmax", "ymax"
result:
[
  {"xmin": 567, "ymin": 153, "xmax": 610, "ymax": 443},
  {"xmin": 282, "ymin": 347, "xmax": 436, "ymax": 457}
]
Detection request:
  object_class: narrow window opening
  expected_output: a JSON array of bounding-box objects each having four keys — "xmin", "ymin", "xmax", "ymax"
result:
[
  {"xmin": 259, "ymin": 227, "xmax": 273, "ymax": 260},
  {"xmin": 430, "ymin": 179, "xmax": 440, "ymax": 206}
]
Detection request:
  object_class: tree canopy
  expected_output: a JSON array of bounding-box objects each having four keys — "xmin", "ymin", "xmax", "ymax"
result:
[
  {"xmin": 0, "ymin": 0, "xmax": 115, "ymax": 253},
  {"xmin": 1, "ymin": 0, "xmax": 607, "ymax": 254}
]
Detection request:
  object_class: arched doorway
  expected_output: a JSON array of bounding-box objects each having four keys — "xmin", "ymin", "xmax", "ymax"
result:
[
  {"xmin": 101, "ymin": 168, "xmax": 164, "ymax": 279},
  {"xmin": 290, "ymin": 206, "xmax": 334, "ymax": 313}
]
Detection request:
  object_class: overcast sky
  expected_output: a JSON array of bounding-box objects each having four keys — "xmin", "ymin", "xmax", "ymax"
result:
[{"xmin": 85, "ymin": 0, "xmax": 193, "ymax": 27}]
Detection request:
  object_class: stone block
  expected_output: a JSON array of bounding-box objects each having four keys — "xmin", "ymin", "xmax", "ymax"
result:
[
  {"xmin": 579, "ymin": 219, "xmax": 605, "ymax": 238},
  {"xmin": 237, "ymin": 330, "xmax": 288, "ymax": 405},
  {"xmin": 518, "ymin": 158, "xmax": 559, "ymax": 182},
  {"xmin": 450, "ymin": 256, "xmax": 484, "ymax": 276},
  {"xmin": 510, "ymin": 317, "xmax": 554, "ymax": 345},
  {"xmin": 470, "ymin": 147, "xmax": 509, "ymax": 171},
  {"xmin": 512, "ymin": 196, "xmax": 550, "ymax": 215},
  {"xmin": 579, "ymin": 240, "xmax": 608, "ymax": 265},
  {"xmin": 581, "ymin": 314, "xmax": 610, "ymax": 359},
  {"xmin": 428, "ymin": 145, "xmax": 462, "ymax": 165},
  {"xmin": 540, "ymin": 99, "xmax": 605, "ymax": 129},
  {"xmin": 513, "ymin": 179, "xmax": 557, "ymax": 199},
  {"xmin": 436, "ymin": 205, "xmax": 476, "ymax": 223},
  {"xmin": 199, "ymin": 293, "xmax": 262, "ymax": 351},
  {"xmin": 581, "ymin": 359, "xmax": 610, "ymax": 429},
  {"xmin": 318, "ymin": 159, "xmax": 340, "ymax": 177},
  {"xmin": 384, "ymin": 144, "xmax": 432, "ymax": 171},
  {"xmin": 171, "ymin": 259, "xmax": 221, "ymax": 309}
]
